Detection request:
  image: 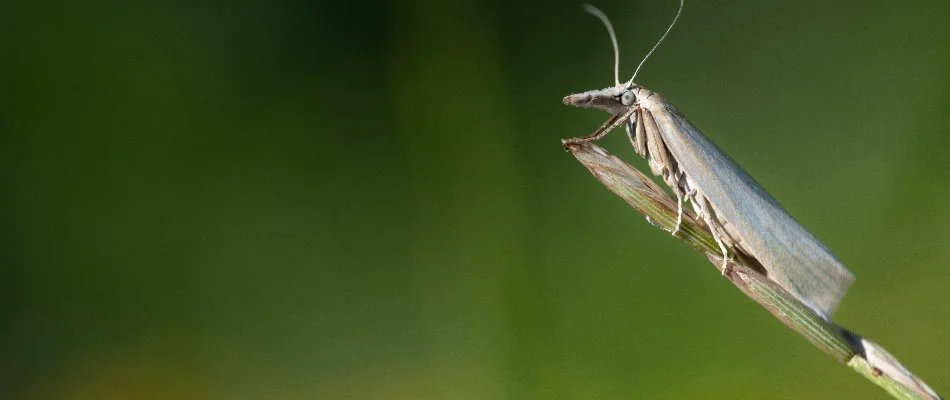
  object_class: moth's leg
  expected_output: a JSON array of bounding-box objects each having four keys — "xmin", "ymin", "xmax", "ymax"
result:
[
  {"xmin": 711, "ymin": 228, "xmax": 731, "ymax": 276},
  {"xmin": 629, "ymin": 107, "xmax": 681, "ymax": 235},
  {"xmin": 563, "ymin": 109, "xmax": 635, "ymax": 145},
  {"xmin": 626, "ymin": 109, "xmax": 647, "ymax": 157},
  {"xmin": 685, "ymin": 187, "xmax": 697, "ymax": 202},
  {"xmin": 672, "ymin": 183, "xmax": 685, "ymax": 236},
  {"xmin": 563, "ymin": 125, "xmax": 612, "ymax": 144},
  {"xmin": 696, "ymin": 195, "xmax": 731, "ymax": 274},
  {"xmin": 641, "ymin": 108, "xmax": 674, "ymax": 177}
]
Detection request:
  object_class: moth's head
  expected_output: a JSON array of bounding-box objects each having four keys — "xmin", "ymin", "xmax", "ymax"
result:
[
  {"xmin": 562, "ymin": 84, "xmax": 639, "ymax": 115},
  {"xmin": 563, "ymin": 1, "xmax": 681, "ymax": 115}
]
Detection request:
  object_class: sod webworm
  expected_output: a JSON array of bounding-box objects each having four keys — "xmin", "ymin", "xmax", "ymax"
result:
[{"xmin": 563, "ymin": 1, "xmax": 855, "ymax": 320}]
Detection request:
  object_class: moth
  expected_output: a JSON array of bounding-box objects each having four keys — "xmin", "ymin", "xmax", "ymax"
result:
[{"xmin": 563, "ymin": 2, "xmax": 854, "ymax": 319}]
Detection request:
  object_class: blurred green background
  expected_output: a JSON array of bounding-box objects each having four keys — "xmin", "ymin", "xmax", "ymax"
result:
[{"xmin": 3, "ymin": 0, "xmax": 949, "ymax": 398}]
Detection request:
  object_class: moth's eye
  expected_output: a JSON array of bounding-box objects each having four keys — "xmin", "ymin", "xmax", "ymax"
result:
[{"xmin": 620, "ymin": 90, "xmax": 636, "ymax": 106}]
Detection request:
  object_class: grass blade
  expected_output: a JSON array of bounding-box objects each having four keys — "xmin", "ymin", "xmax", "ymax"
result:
[{"xmin": 565, "ymin": 141, "xmax": 941, "ymax": 400}]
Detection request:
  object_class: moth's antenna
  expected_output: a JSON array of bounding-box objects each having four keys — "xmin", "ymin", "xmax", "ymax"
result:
[
  {"xmin": 582, "ymin": 4, "xmax": 620, "ymax": 86},
  {"xmin": 627, "ymin": 0, "xmax": 684, "ymax": 85}
]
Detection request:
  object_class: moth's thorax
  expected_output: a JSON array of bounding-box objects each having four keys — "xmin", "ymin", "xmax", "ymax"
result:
[{"xmin": 632, "ymin": 85, "xmax": 665, "ymax": 108}]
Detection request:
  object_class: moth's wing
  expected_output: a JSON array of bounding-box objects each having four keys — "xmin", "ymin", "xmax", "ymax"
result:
[{"xmin": 650, "ymin": 102, "xmax": 855, "ymax": 318}]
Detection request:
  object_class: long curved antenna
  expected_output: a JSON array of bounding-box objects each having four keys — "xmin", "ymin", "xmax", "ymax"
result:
[
  {"xmin": 627, "ymin": 0, "xmax": 684, "ymax": 85},
  {"xmin": 582, "ymin": 4, "xmax": 620, "ymax": 86}
]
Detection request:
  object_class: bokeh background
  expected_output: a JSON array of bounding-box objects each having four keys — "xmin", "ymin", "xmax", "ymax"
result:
[{"xmin": 4, "ymin": 0, "xmax": 950, "ymax": 398}]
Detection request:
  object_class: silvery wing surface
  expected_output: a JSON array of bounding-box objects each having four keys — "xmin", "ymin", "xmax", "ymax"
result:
[{"xmin": 641, "ymin": 89, "xmax": 855, "ymax": 318}]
